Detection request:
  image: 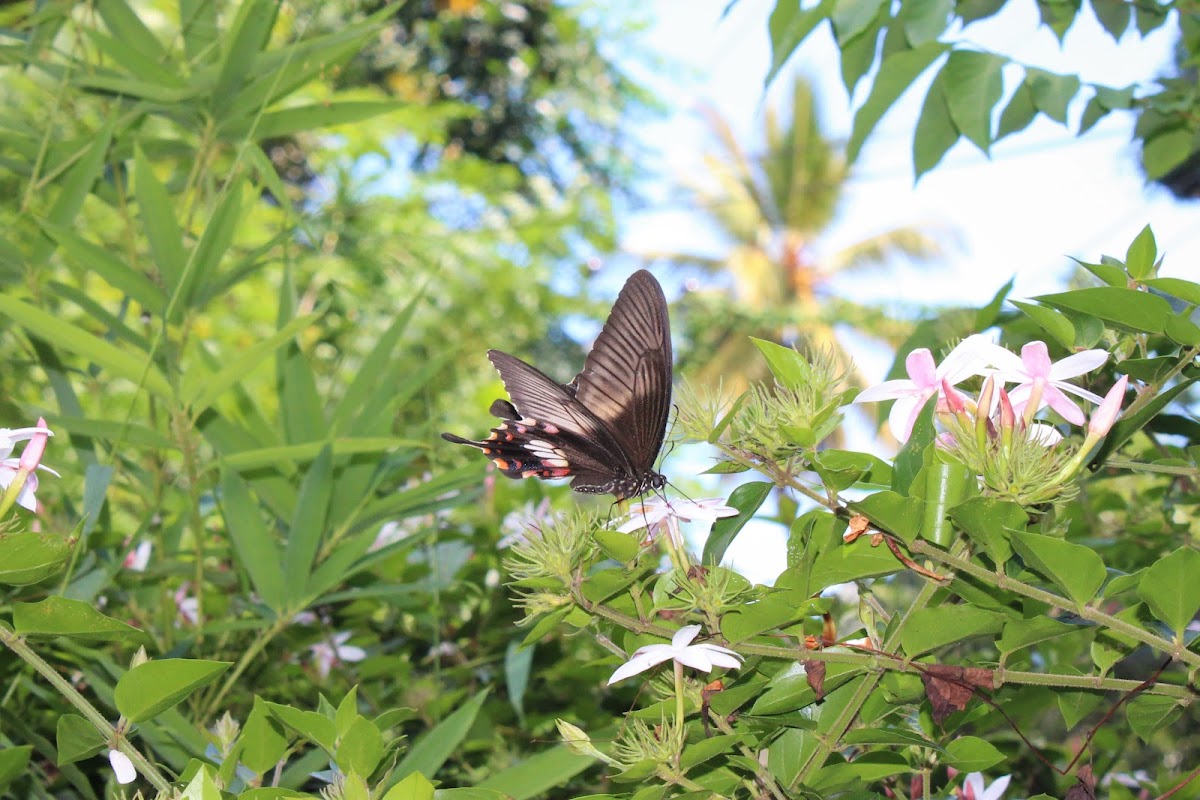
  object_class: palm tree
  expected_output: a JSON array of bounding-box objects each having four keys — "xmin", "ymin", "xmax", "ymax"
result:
[{"xmin": 661, "ymin": 77, "xmax": 945, "ymax": 393}]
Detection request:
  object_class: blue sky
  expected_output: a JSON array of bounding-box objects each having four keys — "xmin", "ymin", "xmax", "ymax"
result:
[{"xmin": 618, "ymin": 1, "xmax": 1194, "ymax": 583}]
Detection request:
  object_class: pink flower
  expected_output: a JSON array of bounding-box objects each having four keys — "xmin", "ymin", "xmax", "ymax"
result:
[
  {"xmin": 608, "ymin": 625, "xmax": 743, "ymax": 684},
  {"xmin": 1087, "ymin": 375, "xmax": 1129, "ymax": 437},
  {"xmin": 987, "ymin": 341, "xmax": 1105, "ymax": 425},
  {"xmin": 0, "ymin": 419, "xmax": 58, "ymax": 513},
  {"xmin": 854, "ymin": 335, "xmax": 994, "ymax": 442},
  {"xmin": 123, "ymin": 542, "xmax": 151, "ymax": 572},
  {"xmin": 309, "ymin": 632, "xmax": 367, "ymax": 679}
]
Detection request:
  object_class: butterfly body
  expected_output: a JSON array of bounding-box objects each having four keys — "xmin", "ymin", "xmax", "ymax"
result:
[{"xmin": 442, "ymin": 270, "xmax": 671, "ymax": 501}]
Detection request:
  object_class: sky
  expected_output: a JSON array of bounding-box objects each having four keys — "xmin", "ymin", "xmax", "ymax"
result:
[{"xmin": 615, "ymin": 0, "xmax": 1196, "ymax": 583}]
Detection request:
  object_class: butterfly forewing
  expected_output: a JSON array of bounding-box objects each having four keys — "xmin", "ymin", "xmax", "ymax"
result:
[{"xmin": 571, "ymin": 271, "xmax": 672, "ymax": 473}]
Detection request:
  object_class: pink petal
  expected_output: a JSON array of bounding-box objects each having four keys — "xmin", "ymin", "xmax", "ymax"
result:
[
  {"xmin": 964, "ymin": 772, "xmax": 985, "ymax": 800},
  {"xmin": 1042, "ymin": 385, "xmax": 1086, "ymax": 425},
  {"xmin": 904, "ymin": 349, "xmax": 937, "ymax": 388},
  {"xmin": 1019, "ymin": 341, "xmax": 1052, "ymax": 378},
  {"xmin": 855, "ymin": 378, "xmax": 918, "ymax": 403},
  {"xmin": 888, "ymin": 395, "xmax": 924, "ymax": 443},
  {"xmin": 1047, "ymin": 349, "xmax": 1107, "ymax": 380},
  {"xmin": 1089, "ymin": 375, "xmax": 1128, "ymax": 436}
]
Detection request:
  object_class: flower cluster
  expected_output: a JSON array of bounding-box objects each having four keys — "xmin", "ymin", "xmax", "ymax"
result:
[{"xmin": 855, "ymin": 337, "xmax": 1128, "ymax": 505}]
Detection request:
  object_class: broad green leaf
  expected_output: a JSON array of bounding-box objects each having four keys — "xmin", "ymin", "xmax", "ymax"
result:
[
  {"xmin": 766, "ymin": 0, "xmax": 834, "ymax": 85},
  {"xmin": 114, "ymin": 659, "xmax": 231, "ymax": 722},
  {"xmin": 1137, "ymin": 547, "xmax": 1200, "ymax": 634},
  {"xmin": 996, "ymin": 80, "xmax": 1036, "ymax": 140},
  {"xmin": 56, "ymin": 715, "xmax": 106, "ymax": 765},
  {"xmin": 752, "ymin": 662, "xmax": 863, "ymax": 715},
  {"xmin": 1125, "ymin": 225, "xmax": 1158, "ymax": 280},
  {"xmin": 1143, "ymin": 128, "xmax": 1192, "ymax": 180},
  {"xmin": 1009, "ymin": 300, "xmax": 1075, "ymax": 349},
  {"xmin": 975, "ymin": 277, "xmax": 1013, "ymax": 330},
  {"xmin": 721, "ymin": 596, "xmax": 805, "ymax": 643},
  {"xmin": 180, "ymin": 0, "xmax": 219, "ymax": 62},
  {"xmin": 950, "ymin": 496, "xmax": 1026, "ymax": 565},
  {"xmin": 1165, "ymin": 313, "xmax": 1200, "ymax": 346},
  {"xmin": 392, "ymin": 690, "xmax": 489, "ymax": 786},
  {"xmin": 30, "ymin": 116, "xmax": 115, "ymax": 265},
  {"xmin": 83, "ymin": 29, "xmax": 182, "ymax": 89},
  {"xmin": 1070, "ymin": 256, "xmax": 1127, "ymax": 287},
  {"xmin": 336, "ymin": 716, "xmax": 385, "ymax": 778},
  {"xmin": 81, "ymin": 462, "xmax": 113, "ymax": 537},
  {"xmin": 901, "ymin": 0, "xmax": 953, "ymax": 45},
  {"xmin": 892, "ymin": 396, "xmax": 937, "ymax": 495},
  {"xmin": 920, "ymin": 458, "xmax": 971, "ymax": 546},
  {"xmin": 505, "ymin": 639, "xmax": 534, "ymax": 722},
  {"xmin": 0, "ymin": 294, "xmax": 172, "ymax": 399},
  {"xmin": 1035, "ymin": 287, "xmax": 1174, "ymax": 334},
  {"xmin": 38, "ymin": 222, "xmax": 163, "ymax": 314},
  {"xmin": 179, "ymin": 765, "xmax": 223, "ymax": 800},
  {"xmin": 900, "ymin": 605, "xmax": 1003, "ymax": 655},
  {"xmin": 810, "ymin": 751, "xmax": 910, "ymax": 791},
  {"xmin": 807, "ymin": 535, "xmax": 904, "ymax": 590},
  {"xmin": 1026, "ymin": 67, "xmax": 1081, "ymax": 124},
  {"xmin": 285, "ymin": 445, "xmax": 333, "ymax": 601},
  {"xmin": 0, "ymin": 532, "xmax": 71, "ymax": 585},
  {"xmin": 941, "ymin": 50, "xmax": 1004, "ymax": 153},
  {"xmin": 476, "ymin": 747, "xmax": 595, "ymax": 799},
  {"xmin": 752, "ymin": 338, "xmax": 812, "ymax": 390},
  {"xmin": 134, "ymin": 145, "xmax": 186, "ymax": 297},
  {"xmin": 914, "ymin": 70, "xmax": 958, "ymax": 178},
  {"xmin": 0, "ymin": 746, "xmax": 32, "ymax": 789},
  {"xmin": 944, "ymin": 736, "xmax": 1004, "ymax": 771},
  {"xmin": 812, "ymin": 449, "xmax": 892, "ymax": 490},
  {"xmin": 1144, "ymin": 277, "xmax": 1200, "ymax": 306},
  {"xmin": 266, "ymin": 702, "xmax": 337, "ymax": 751},
  {"xmin": 593, "ymin": 529, "xmax": 640, "ymax": 563},
  {"xmin": 13, "ymin": 596, "xmax": 148, "ymax": 644},
  {"xmin": 97, "ymin": 0, "xmax": 167, "ymax": 60},
  {"xmin": 1091, "ymin": 604, "xmax": 1145, "ymax": 673},
  {"xmin": 383, "ymin": 772, "xmax": 436, "ymax": 800},
  {"xmin": 680, "ymin": 734, "xmax": 744, "ymax": 771},
  {"xmin": 1126, "ymin": 694, "xmax": 1183, "ymax": 742},
  {"xmin": 240, "ymin": 698, "xmax": 288, "ymax": 775},
  {"xmin": 766, "ymin": 728, "xmax": 810, "ymax": 787},
  {"xmin": 833, "ymin": 0, "xmax": 888, "ymax": 43},
  {"xmin": 997, "ymin": 616, "xmax": 1081, "ymax": 655},
  {"xmin": 220, "ymin": 470, "xmax": 286, "ymax": 610},
  {"xmin": 848, "ymin": 42, "xmax": 947, "ymax": 162},
  {"xmin": 850, "ymin": 490, "xmax": 923, "ymax": 544},
  {"xmin": 1057, "ymin": 684, "xmax": 1103, "ymax": 728},
  {"xmin": 1090, "ymin": 0, "xmax": 1130, "ymax": 38},
  {"xmin": 332, "ymin": 291, "xmax": 423, "ymax": 433},
  {"xmin": 703, "ymin": 481, "xmax": 772, "ymax": 565},
  {"xmin": 1009, "ymin": 531, "xmax": 1106, "ymax": 606},
  {"xmin": 839, "ymin": 6, "xmax": 885, "ymax": 94}
]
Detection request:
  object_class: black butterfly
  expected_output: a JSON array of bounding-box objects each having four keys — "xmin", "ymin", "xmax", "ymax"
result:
[{"xmin": 442, "ymin": 270, "xmax": 672, "ymax": 501}]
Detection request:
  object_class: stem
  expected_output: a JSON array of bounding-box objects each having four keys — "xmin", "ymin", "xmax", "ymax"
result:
[
  {"xmin": 909, "ymin": 539, "xmax": 1200, "ymax": 669},
  {"xmin": 0, "ymin": 626, "xmax": 171, "ymax": 793},
  {"xmin": 198, "ymin": 616, "xmax": 291, "ymax": 723},
  {"xmin": 673, "ymin": 660, "xmax": 685, "ymax": 725}
]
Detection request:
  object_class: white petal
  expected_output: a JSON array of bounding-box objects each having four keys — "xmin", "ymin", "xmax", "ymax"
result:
[
  {"xmin": 938, "ymin": 335, "xmax": 998, "ymax": 383},
  {"xmin": 854, "ymin": 378, "xmax": 916, "ymax": 403},
  {"xmin": 673, "ymin": 647, "xmax": 715, "ymax": 672},
  {"xmin": 692, "ymin": 645, "xmax": 744, "ymax": 669},
  {"xmin": 981, "ymin": 774, "xmax": 1011, "ymax": 800},
  {"xmin": 336, "ymin": 645, "xmax": 367, "ymax": 662},
  {"xmin": 108, "ymin": 750, "xmax": 136, "ymax": 784},
  {"xmin": 1026, "ymin": 424, "xmax": 1064, "ymax": 445},
  {"xmin": 1050, "ymin": 380, "xmax": 1105, "ymax": 405},
  {"xmin": 608, "ymin": 647, "xmax": 674, "ymax": 684},
  {"xmin": 670, "ymin": 624, "xmax": 702, "ymax": 649},
  {"xmin": 887, "ymin": 395, "xmax": 923, "ymax": 443},
  {"xmin": 1047, "ymin": 349, "xmax": 1107, "ymax": 379},
  {"xmin": 964, "ymin": 772, "xmax": 985, "ymax": 799}
]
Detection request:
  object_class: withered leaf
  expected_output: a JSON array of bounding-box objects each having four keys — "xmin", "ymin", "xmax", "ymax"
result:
[
  {"xmin": 919, "ymin": 664, "xmax": 995, "ymax": 724},
  {"xmin": 1064, "ymin": 765, "xmax": 1096, "ymax": 800},
  {"xmin": 804, "ymin": 660, "xmax": 827, "ymax": 701}
]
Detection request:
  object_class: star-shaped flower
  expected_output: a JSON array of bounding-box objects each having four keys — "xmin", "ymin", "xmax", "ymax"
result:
[
  {"xmin": 608, "ymin": 624, "xmax": 743, "ymax": 684},
  {"xmin": 617, "ymin": 497, "xmax": 738, "ymax": 535},
  {"xmin": 987, "ymin": 341, "xmax": 1105, "ymax": 425},
  {"xmin": 962, "ymin": 771, "xmax": 1011, "ymax": 800}
]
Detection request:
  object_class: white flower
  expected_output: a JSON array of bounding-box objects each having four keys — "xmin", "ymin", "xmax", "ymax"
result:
[
  {"xmin": 0, "ymin": 425, "xmax": 53, "ymax": 461},
  {"xmin": 963, "ymin": 771, "xmax": 1011, "ymax": 800},
  {"xmin": 498, "ymin": 498, "xmax": 558, "ymax": 548},
  {"xmin": 309, "ymin": 632, "xmax": 367, "ymax": 679},
  {"xmin": 122, "ymin": 541, "xmax": 151, "ymax": 572},
  {"xmin": 174, "ymin": 583, "xmax": 199, "ymax": 626},
  {"xmin": 107, "ymin": 749, "xmax": 136, "ymax": 784},
  {"xmin": 617, "ymin": 497, "xmax": 738, "ymax": 535},
  {"xmin": 608, "ymin": 624, "xmax": 743, "ymax": 684}
]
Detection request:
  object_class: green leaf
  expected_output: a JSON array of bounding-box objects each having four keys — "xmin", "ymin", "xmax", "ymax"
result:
[
  {"xmin": 13, "ymin": 596, "xmax": 148, "ymax": 644},
  {"xmin": 1124, "ymin": 224, "xmax": 1158, "ymax": 280},
  {"xmin": 0, "ymin": 528, "xmax": 68, "ymax": 587},
  {"xmin": 37, "ymin": 222, "xmax": 164, "ymax": 315},
  {"xmin": 920, "ymin": 458, "xmax": 971, "ymax": 547},
  {"xmin": 505, "ymin": 639, "xmax": 534, "ymax": 722},
  {"xmin": 996, "ymin": 81, "xmax": 1037, "ymax": 140},
  {"xmin": 1137, "ymin": 547, "xmax": 1200, "ymax": 634},
  {"xmin": 812, "ymin": 450, "xmax": 892, "ymax": 490},
  {"xmin": 751, "ymin": 338, "xmax": 811, "ymax": 390},
  {"xmin": 114, "ymin": 659, "xmax": 231, "ymax": 722},
  {"xmin": 941, "ymin": 50, "xmax": 1004, "ymax": 153},
  {"xmin": 212, "ymin": 0, "xmax": 278, "ymax": 117},
  {"xmin": 997, "ymin": 616, "xmax": 1081, "ymax": 656},
  {"xmin": 180, "ymin": 0, "xmax": 219, "ymax": 62},
  {"xmin": 1143, "ymin": 277, "xmax": 1200, "ymax": 307},
  {"xmin": 1057, "ymin": 683, "xmax": 1103, "ymax": 728},
  {"xmin": 914, "ymin": 68, "xmax": 958, "ymax": 179},
  {"xmin": 392, "ymin": 689, "xmax": 489, "ymax": 785},
  {"xmin": 0, "ymin": 294, "xmax": 172, "ymax": 399},
  {"xmin": 721, "ymin": 596, "xmax": 806, "ymax": 644},
  {"xmin": 0, "ymin": 746, "xmax": 32, "ymax": 789},
  {"xmin": 1009, "ymin": 300, "xmax": 1075, "ymax": 349},
  {"xmin": 1009, "ymin": 531, "xmax": 1106, "ymax": 606},
  {"xmin": 240, "ymin": 698, "xmax": 289, "ymax": 775},
  {"xmin": 900, "ymin": 605, "xmax": 1003, "ymax": 655},
  {"xmin": 383, "ymin": 772, "xmax": 436, "ymax": 800},
  {"xmin": 680, "ymin": 734, "xmax": 744, "ymax": 771},
  {"xmin": 901, "ymin": 0, "xmax": 953, "ymax": 45},
  {"xmin": 1126, "ymin": 694, "xmax": 1183, "ymax": 742},
  {"xmin": 183, "ymin": 312, "xmax": 319, "ymax": 414},
  {"xmin": 1165, "ymin": 314, "xmax": 1200, "ymax": 346},
  {"xmin": 55, "ymin": 714, "xmax": 106, "ymax": 765},
  {"xmin": 221, "ymin": 101, "xmax": 411, "ymax": 139},
  {"xmin": 958, "ymin": 0, "xmax": 1005, "ymax": 23},
  {"xmin": 839, "ymin": 6, "xmax": 885, "ymax": 94},
  {"xmin": 1090, "ymin": 0, "xmax": 1130, "ymax": 39},
  {"xmin": 892, "ymin": 396, "xmax": 937, "ymax": 495},
  {"xmin": 1026, "ymin": 67, "xmax": 1081, "ymax": 124},
  {"xmin": 1143, "ymin": 128, "xmax": 1192, "ymax": 180},
  {"xmin": 181, "ymin": 178, "xmax": 245, "ymax": 308},
  {"xmin": 848, "ymin": 42, "xmax": 947, "ymax": 162},
  {"xmin": 266, "ymin": 702, "xmax": 337, "ymax": 751},
  {"xmin": 943, "ymin": 736, "xmax": 1004, "ymax": 771},
  {"xmin": 284, "ymin": 445, "xmax": 333, "ymax": 602},
  {"xmin": 850, "ymin": 490, "xmax": 923, "ymax": 544},
  {"xmin": 594, "ymin": 529, "xmax": 640, "ymax": 563},
  {"xmin": 30, "ymin": 117, "xmax": 115, "ymax": 266},
  {"xmin": 336, "ymin": 716, "xmax": 385, "ymax": 778},
  {"xmin": 1070, "ymin": 256, "xmax": 1127, "ymax": 287},
  {"xmin": 97, "ymin": 0, "xmax": 167, "ymax": 60},
  {"xmin": 1035, "ymin": 287, "xmax": 1174, "ymax": 334},
  {"xmin": 1090, "ymin": 604, "xmax": 1144, "ymax": 673},
  {"xmin": 833, "ymin": 0, "xmax": 888, "ymax": 43},
  {"xmin": 950, "ymin": 496, "xmax": 1025, "ymax": 565},
  {"xmin": 807, "ymin": 534, "xmax": 904, "ymax": 590},
  {"xmin": 133, "ymin": 145, "xmax": 187, "ymax": 298},
  {"xmin": 810, "ymin": 751, "xmax": 910, "ymax": 791},
  {"xmin": 703, "ymin": 481, "xmax": 772, "ymax": 565},
  {"xmin": 219, "ymin": 470, "xmax": 286, "ymax": 610}
]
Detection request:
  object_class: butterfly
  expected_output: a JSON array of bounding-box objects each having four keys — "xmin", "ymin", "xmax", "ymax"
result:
[{"xmin": 442, "ymin": 269, "xmax": 672, "ymax": 501}]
